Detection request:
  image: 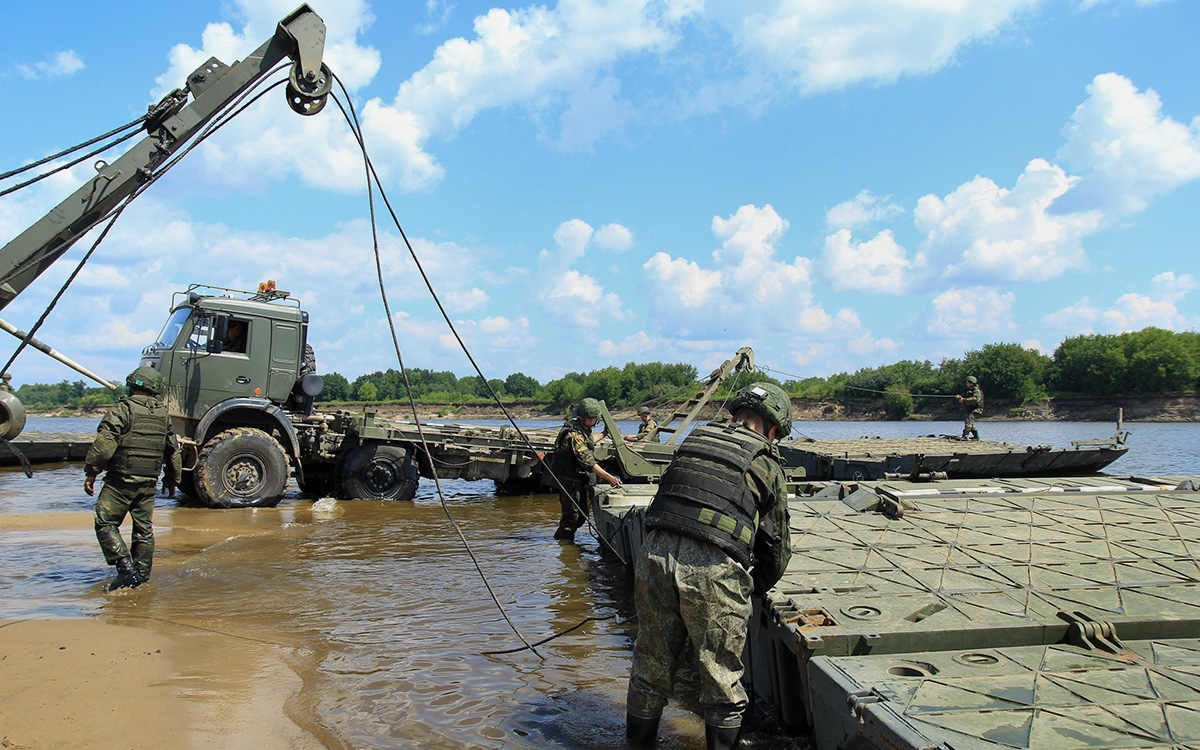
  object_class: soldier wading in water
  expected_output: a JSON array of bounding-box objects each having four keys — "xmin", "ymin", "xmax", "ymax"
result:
[
  {"xmin": 550, "ymin": 397, "xmax": 622, "ymax": 541},
  {"xmin": 84, "ymin": 366, "xmax": 181, "ymax": 591},
  {"xmin": 626, "ymin": 383, "xmax": 792, "ymax": 750}
]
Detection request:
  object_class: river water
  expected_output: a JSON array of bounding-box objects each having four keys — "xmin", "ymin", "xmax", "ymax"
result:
[{"xmin": 2, "ymin": 417, "xmax": 1197, "ymax": 748}]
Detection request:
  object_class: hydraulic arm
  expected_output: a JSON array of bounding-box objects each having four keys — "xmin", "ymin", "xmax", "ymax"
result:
[{"xmin": 0, "ymin": 4, "xmax": 329, "ymax": 311}]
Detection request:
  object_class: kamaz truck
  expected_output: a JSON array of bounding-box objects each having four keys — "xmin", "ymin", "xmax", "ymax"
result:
[{"xmin": 136, "ymin": 282, "xmax": 558, "ymax": 508}]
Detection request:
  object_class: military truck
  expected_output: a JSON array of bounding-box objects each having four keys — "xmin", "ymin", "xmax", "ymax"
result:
[{"xmin": 137, "ymin": 282, "xmax": 558, "ymax": 508}]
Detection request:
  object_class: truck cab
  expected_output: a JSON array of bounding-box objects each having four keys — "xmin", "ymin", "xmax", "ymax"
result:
[
  {"xmin": 138, "ymin": 283, "xmax": 322, "ymax": 507},
  {"xmin": 142, "ymin": 283, "xmax": 314, "ymax": 429}
]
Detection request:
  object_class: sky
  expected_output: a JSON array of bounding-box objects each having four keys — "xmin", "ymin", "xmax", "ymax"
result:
[{"xmin": 1, "ymin": 0, "xmax": 1198, "ymax": 389}]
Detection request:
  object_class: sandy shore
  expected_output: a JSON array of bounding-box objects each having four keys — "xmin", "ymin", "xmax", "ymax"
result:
[{"xmin": 0, "ymin": 511, "xmax": 327, "ymax": 750}]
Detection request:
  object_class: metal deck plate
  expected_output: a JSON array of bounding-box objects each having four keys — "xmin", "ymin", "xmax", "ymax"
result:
[{"xmin": 808, "ymin": 638, "xmax": 1200, "ymax": 749}]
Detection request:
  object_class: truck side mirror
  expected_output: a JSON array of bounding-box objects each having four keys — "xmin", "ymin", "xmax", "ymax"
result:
[{"xmin": 207, "ymin": 315, "xmax": 228, "ymax": 354}]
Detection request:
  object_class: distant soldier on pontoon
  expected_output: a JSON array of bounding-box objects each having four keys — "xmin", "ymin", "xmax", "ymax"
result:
[
  {"xmin": 627, "ymin": 406, "xmax": 658, "ymax": 442},
  {"xmin": 957, "ymin": 376, "xmax": 984, "ymax": 440}
]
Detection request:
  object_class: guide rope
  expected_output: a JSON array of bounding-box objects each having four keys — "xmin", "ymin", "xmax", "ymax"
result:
[
  {"xmin": 0, "ymin": 113, "xmax": 148, "ymax": 184},
  {"xmin": 331, "ymin": 74, "xmax": 636, "ymax": 657}
]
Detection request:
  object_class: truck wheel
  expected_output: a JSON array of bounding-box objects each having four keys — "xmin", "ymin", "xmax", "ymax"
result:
[
  {"xmin": 195, "ymin": 428, "xmax": 289, "ymax": 508},
  {"xmin": 339, "ymin": 443, "xmax": 418, "ymax": 501}
]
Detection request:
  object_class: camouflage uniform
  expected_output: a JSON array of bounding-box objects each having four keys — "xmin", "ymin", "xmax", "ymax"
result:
[
  {"xmin": 550, "ymin": 416, "xmax": 598, "ymax": 538},
  {"xmin": 627, "ymin": 422, "xmax": 790, "ymax": 730},
  {"xmin": 86, "ymin": 392, "xmax": 181, "ymax": 583},
  {"xmin": 633, "ymin": 417, "xmax": 658, "ymax": 442},
  {"xmin": 962, "ymin": 382, "xmax": 984, "ymax": 438}
]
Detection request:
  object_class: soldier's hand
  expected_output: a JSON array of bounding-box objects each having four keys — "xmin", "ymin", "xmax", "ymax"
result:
[
  {"xmin": 83, "ymin": 476, "xmax": 95, "ymax": 496},
  {"xmin": 605, "ymin": 472, "xmax": 623, "ymax": 488},
  {"xmin": 956, "ymin": 394, "xmax": 964, "ymax": 403}
]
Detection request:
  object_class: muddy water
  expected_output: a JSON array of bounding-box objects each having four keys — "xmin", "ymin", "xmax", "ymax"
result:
[{"xmin": 0, "ymin": 458, "xmax": 802, "ymax": 749}]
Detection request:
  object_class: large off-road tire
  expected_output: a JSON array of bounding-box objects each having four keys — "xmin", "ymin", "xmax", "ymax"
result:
[
  {"xmin": 195, "ymin": 428, "xmax": 289, "ymax": 508},
  {"xmin": 339, "ymin": 443, "xmax": 418, "ymax": 501}
]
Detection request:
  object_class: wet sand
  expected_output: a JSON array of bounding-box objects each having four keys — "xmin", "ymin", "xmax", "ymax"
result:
[{"xmin": 0, "ymin": 510, "xmax": 324, "ymax": 750}]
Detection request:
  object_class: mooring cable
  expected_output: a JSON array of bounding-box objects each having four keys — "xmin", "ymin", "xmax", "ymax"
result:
[
  {"xmin": 0, "ymin": 127, "xmax": 145, "ymax": 199},
  {"xmin": 0, "ymin": 114, "xmax": 147, "ymax": 183},
  {"xmin": 330, "ymin": 86, "xmax": 544, "ymax": 658},
  {"xmin": 328, "ymin": 74, "xmax": 628, "ymax": 567}
]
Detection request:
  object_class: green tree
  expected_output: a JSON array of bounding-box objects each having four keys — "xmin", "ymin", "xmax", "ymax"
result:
[
  {"xmin": 357, "ymin": 382, "xmax": 378, "ymax": 401},
  {"xmin": 319, "ymin": 372, "xmax": 350, "ymax": 401},
  {"xmin": 540, "ymin": 377, "xmax": 584, "ymax": 411},
  {"xmin": 882, "ymin": 386, "xmax": 914, "ymax": 419},
  {"xmin": 504, "ymin": 372, "xmax": 540, "ymax": 398},
  {"xmin": 1051, "ymin": 334, "xmax": 1126, "ymax": 395},
  {"xmin": 963, "ymin": 343, "xmax": 1051, "ymax": 401}
]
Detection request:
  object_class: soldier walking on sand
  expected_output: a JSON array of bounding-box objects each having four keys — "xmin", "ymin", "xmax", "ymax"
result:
[
  {"xmin": 84, "ymin": 366, "xmax": 181, "ymax": 590},
  {"xmin": 957, "ymin": 375, "xmax": 984, "ymax": 440},
  {"xmin": 549, "ymin": 398, "xmax": 622, "ymax": 541},
  {"xmin": 626, "ymin": 383, "xmax": 792, "ymax": 750}
]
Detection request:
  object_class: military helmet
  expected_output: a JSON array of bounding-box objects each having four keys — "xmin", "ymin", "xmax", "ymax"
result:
[
  {"xmin": 966, "ymin": 376, "xmax": 978, "ymax": 385},
  {"xmin": 126, "ymin": 366, "xmax": 164, "ymax": 396},
  {"xmin": 728, "ymin": 382, "xmax": 792, "ymax": 439},
  {"xmin": 637, "ymin": 406, "xmax": 650, "ymax": 415},
  {"xmin": 576, "ymin": 398, "xmax": 601, "ymax": 418}
]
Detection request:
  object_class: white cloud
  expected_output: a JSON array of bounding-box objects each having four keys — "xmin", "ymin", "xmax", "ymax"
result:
[
  {"xmin": 825, "ymin": 190, "xmax": 904, "ymax": 230},
  {"xmin": 923, "ymin": 287, "xmax": 1018, "ymax": 338},
  {"xmin": 822, "ymin": 229, "xmax": 913, "ymax": 294},
  {"xmin": 829, "ymin": 74, "xmax": 1198, "ymax": 292},
  {"xmin": 539, "ymin": 270, "xmax": 629, "ymax": 327},
  {"xmin": 1045, "ymin": 272, "xmax": 1200, "ymax": 335},
  {"xmin": 914, "ymin": 158, "xmax": 1101, "ymax": 284},
  {"xmin": 644, "ymin": 204, "xmax": 864, "ymax": 342},
  {"xmin": 719, "ymin": 0, "xmax": 1039, "ymax": 94},
  {"xmin": 595, "ymin": 223, "xmax": 635, "ymax": 252},
  {"xmin": 552, "ymin": 219, "xmax": 594, "ymax": 264},
  {"xmin": 16, "ymin": 50, "xmax": 84, "ymax": 80},
  {"xmin": 1055, "ymin": 73, "xmax": 1200, "ymax": 215}
]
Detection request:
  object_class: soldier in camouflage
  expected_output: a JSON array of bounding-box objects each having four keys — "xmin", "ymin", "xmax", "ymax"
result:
[
  {"xmin": 957, "ymin": 376, "xmax": 984, "ymax": 440},
  {"xmin": 550, "ymin": 397, "xmax": 623, "ymax": 541},
  {"xmin": 626, "ymin": 383, "xmax": 792, "ymax": 750},
  {"xmin": 628, "ymin": 406, "xmax": 658, "ymax": 442},
  {"xmin": 84, "ymin": 366, "xmax": 181, "ymax": 590}
]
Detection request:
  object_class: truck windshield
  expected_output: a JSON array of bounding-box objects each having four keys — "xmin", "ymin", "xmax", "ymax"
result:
[{"xmin": 153, "ymin": 308, "xmax": 192, "ymax": 349}]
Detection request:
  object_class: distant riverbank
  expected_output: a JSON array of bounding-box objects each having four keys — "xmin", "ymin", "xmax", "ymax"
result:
[{"xmin": 32, "ymin": 393, "xmax": 1200, "ymax": 422}]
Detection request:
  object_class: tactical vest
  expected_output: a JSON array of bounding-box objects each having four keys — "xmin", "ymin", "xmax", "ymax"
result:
[
  {"xmin": 645, "ymin": 419, "xmax": 778, "ymax": 568},
  {"xmin": 550, "ymin": 418, "xmax": 594, "ymax": 483},
  {"xmin": 109, "ymin": 395, "xmax": 171, "ymax": 478}
]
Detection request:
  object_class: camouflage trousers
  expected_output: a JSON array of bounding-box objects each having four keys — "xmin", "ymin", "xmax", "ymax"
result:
[
  {"xmin": 963, "ymin": 410, "xmax": 981, "ymax": 434},
  {"xmin": 627, "ymin": 529, "xmax": 752, "ymax": 728},
  {"xmin": 94, "ymin": 474, "xmax": 157, "ymax": 580},
  {"xmin": 556, "ymin": 480, "xmax": 593, "ymax": 534}
]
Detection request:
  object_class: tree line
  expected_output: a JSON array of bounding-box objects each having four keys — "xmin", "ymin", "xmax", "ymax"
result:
[{"xmin": 13, "ymin": 327, "xmax": 1198, "ymax": 413}]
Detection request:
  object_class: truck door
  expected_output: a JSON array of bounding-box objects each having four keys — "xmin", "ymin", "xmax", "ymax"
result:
[
  {"xmin": 165, "ymin": 313, "xmax": 267, "ymax": 421},
  {"xmin": 267, "ymin": 320, "xmax": 301, "ymax": 401}
]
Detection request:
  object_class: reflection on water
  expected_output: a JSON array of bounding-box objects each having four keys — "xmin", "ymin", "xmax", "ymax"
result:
[{"xmin": 2, "ymin": 416, "xmax": 1195, "ymax": 747}]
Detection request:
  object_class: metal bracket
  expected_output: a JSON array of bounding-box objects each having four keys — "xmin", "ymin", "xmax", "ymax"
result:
[{"xmin": 1057, "ymin": 610, "xmax": 1128, "ymax": 654}]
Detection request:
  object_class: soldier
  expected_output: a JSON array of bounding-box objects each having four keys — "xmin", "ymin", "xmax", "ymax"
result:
[
  {"xmin": 627, "ymin": 406, "xmax": 658, "ymax": 442},
  {"xmin": 84, "ymin": 366, "xmax": 181, "ymax": 590},
  {"xmin": 956, "ymin": 375, "xmax": 984, "ymax": 440},
  {"xmin": 550, "ymin": 398, "xmax": 623, "ymax": 541},
  {"xmin": 626, "ymin": 383, "xmax": 792, "ymax": 750}
]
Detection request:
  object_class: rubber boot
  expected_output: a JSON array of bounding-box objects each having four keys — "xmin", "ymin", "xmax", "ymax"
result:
[
  {"xmin": 970, "ymin": 429, "xmax": 979, "ymax": 440},
  {"xmin": 130, "ymin": 541, "xmax": 153, "ymax": 583},
  {"xmin": 626, "ymin": 712, "xmax": 660, "ymax": 748},
  {"xmin": 108, "ymin": 555, "xmax": 143, "ymax": 591},
  {"xmin": 705, "ymin": 723, "xmax": 741, "ymax": 750},
  {"xmin": 553, "ymin": 527, "xmax": 575, "ymax": 541}
]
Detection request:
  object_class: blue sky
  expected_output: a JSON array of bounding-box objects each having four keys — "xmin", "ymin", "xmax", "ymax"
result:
[{"xmin": 1, "ymin": 0, "xmax": 1197, "ymax": 388}]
